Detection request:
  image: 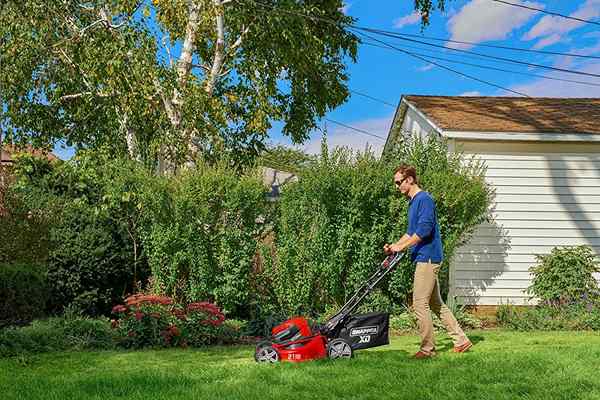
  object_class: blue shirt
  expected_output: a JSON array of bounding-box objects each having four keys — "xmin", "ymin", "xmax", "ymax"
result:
[{"xmin": 407, "ymin": 191, "xmax": 443, "ymax": 263}]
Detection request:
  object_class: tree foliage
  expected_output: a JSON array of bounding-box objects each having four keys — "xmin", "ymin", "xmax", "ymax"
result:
[{"xmin": 1, "ymin": 0, "xmax": 357, "ymax": 170}]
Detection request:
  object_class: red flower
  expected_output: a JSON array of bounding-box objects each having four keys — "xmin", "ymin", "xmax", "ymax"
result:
[
  {"xmin": 168, "ymin": 325, "xmax": 180, "ymax": 336},
  {"xmin": 134, "ymin": 311, "xmax": 144, "ymax": 321},
  {"xmin": 127, "ymin": 331, "xmax": 136, "ymax": 337},
  {"xmin": 125, "ymin": 294, "xmax": 174, "ymax": 307},
  {"xmin": 171, "ymin": 308, "xmax": 187, "ymax": 321},
  {"xmin": 111, "ymin": 319, "xmax": 119, "ymax": 329},
  {"xmin": 112, "ymin": 304, "xmax": 128, "ymax": 314}
]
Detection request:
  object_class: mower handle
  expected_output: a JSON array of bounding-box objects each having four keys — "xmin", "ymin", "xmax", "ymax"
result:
[{"xmin": 321, "ymin": 252, "xmax": 405, "ymax": 336}]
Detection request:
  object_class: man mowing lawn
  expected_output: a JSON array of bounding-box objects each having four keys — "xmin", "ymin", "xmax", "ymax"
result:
[{"xmin": 384, "ymin": 164, "xmax": 472, "ymax": 359}]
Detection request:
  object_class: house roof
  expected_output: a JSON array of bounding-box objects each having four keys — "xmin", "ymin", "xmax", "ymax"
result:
[
  {"xmin": 0, "ymin": 144, "xmax": 58, "ymax": 165},
  {"xmin": 403, "ymin": 95, "xmax": 600, "ymax": 134}
]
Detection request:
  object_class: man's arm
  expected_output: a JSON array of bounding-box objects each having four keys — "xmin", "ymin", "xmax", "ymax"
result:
[{"xmin": 384, "ymin": 233, "xmax": 422, "ymax": 254}]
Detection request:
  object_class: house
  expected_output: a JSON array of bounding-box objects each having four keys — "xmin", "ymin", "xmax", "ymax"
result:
[
  {"xmin": 383, "ymin": 95, "xmax": 600, "ymax": 307},
  {"xmin": 0, "ymin": 144, "xmax": 58, "ymax": 215},
  {"xmin": 262, "ymin": 167, "xmax": 298, "ymax": 201}
]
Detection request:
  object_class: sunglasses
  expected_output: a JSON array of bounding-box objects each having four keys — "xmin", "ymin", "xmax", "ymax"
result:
[{"xmin": 394, "ymin": 177, "xmax": 408, "ymax": 187}]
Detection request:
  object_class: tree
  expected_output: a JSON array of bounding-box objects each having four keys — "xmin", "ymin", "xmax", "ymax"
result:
[
  {"xmin": 1, "ymin": 0, "xmax": 357, "ymax": 171},
  {"xmin": 413, "ymin": 0, "xmax": 452, "ymax": 25}
]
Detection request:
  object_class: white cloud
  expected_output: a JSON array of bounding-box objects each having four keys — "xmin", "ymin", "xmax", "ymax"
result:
[
  {"xmin": 508, "ymin": 61, "xmax": 600, "ymax": 97},
  {"xmin": 532, "ymin": 33, "xmax": 564, "ymax": 49},
  {"xmin": 459, "ymin": 91, "xmax": 481, "ymax": 96},
  {"xmin": 289, "ymin": 115, "xmax": 394, "ymax": 156},
  {"xmin": 447, "ymin": 0, "xmax": 544, "ymax": 49},
  {"xmin": 418, "ymin": 64, "xmax": 434, "ymax": 72},
  {"xmin": 393, "ymin": 11, "xmax": 421, "ymax": 29},
  {"xmin": 524, "ymin": 0, "xmax": 600, "ymax": 48}
]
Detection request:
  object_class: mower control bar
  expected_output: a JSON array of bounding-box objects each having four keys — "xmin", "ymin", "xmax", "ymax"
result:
[{"xmin": 321, "ymin": 252, "xmax": 405, "ymax": 336}]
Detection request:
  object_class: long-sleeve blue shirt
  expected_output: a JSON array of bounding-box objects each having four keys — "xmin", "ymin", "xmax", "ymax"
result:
[{"xmin": 407, "ymin": 191, "xmax": 443, "ymax": 263}]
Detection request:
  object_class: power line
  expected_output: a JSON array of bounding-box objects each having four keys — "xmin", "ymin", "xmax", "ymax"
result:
[
  {"xmin": 360, "ymin": 41, "xmax": 600, "ymax": 89},
  {"xmin": 354, "ymin": 29, "xmax": 530, "ymax": 97},
  {"xmin": 353, "ymin": 27, "xmax": 600, "ymax": 80},
  {"xmin": 250, "ymin": 0, "xmax": 530, "ymax": 96},
  {"xmin": 358, "ymin": 27, "xmax": 600, "ymax": 60},
  {"xmin": 349, "ymin": 89, "xmax": 397, "ymax": 107},
  {"xmin": 248, "ymin": 0, "xmax": 600, "ymax": 82},
  {"xmin": 359, "ymin": 38, "xmax": 521, "ymax": 66},
  {"xmin": 324, "ymin": 118, "xmax": 387, "ymax": 141},
  {"xmin": 490, "ymin": 0, "xmax": 600, "ymax": 27}
]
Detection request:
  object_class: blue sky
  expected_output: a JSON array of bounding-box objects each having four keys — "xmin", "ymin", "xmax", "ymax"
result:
[
  {"xmin": 271, "ymin": 0, "xmax": 600, "ymax": 156},
  {"xmin": 53, "ymin": 0, "xmax": 600, "ymax": 160}
]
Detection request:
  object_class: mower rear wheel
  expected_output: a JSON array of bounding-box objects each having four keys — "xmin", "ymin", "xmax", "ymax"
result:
[
  {"xmin": 327, "ymin": 339, "xmax": 353, "ymax": 360},
  {"xmin": 255, "ymin": 344, "xmax": 279, "ymax": 363}
]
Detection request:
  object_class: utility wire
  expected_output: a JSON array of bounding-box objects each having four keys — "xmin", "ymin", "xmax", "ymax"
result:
[
  {"xmin": 324, "ymin": 118, "xmax": 387, "ymax": 140},
  {"xmin": 248, "ymin": 0, "xmax": 600, "ymax": 81},
  {"xmin": 360, "ymin": 40, "xmax": 600, "ymax": 88},
  {"xmin": 353, "ymin": 29, "xmax": 530, "ymax": 97},
  {"xmin": 490, "ymin": 0, "xmax": 600, "ymax": 26},
  {"xmin": 250, "ymin": 0, "xmax": 530, "ymax": 96},
  {"xmin": 353, "ymin": 27, "xmax": 600, "ymax": 79},
  {"xmin": 358, "ymin": 28, "xmax": 600, "ymax": 60},
  {"xmin": 349, "ymin": 89, "xmax": 397, "ymax": 107}
]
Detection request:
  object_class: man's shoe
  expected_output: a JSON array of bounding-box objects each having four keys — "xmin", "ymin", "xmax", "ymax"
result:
[
  {"xmin": 413, "ymin": 350, "xmax": 436, "ymax": 359},
  {"xmin": 453, "ymin": 340, "xmax": 473, "ymax": 353}
]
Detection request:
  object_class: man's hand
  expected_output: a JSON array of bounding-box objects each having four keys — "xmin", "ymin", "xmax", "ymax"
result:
[
  {"xmin": 383, "ymin": 243, "xmax": 403, "ymax": 255},
  {"xmin": 384, "ymin": 233, "xmax": 421, "ymax": 255}
]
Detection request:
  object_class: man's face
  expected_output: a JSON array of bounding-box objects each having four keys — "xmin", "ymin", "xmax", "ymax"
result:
[{"xmin": 394, "ymin": 172, "xmax": 411, "ymax": 196}]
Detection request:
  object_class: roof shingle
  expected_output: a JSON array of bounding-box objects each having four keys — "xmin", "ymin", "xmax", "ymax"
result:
[{"xmin": 404, "ymin": 96, "xmax": 600, "ymax": 134}]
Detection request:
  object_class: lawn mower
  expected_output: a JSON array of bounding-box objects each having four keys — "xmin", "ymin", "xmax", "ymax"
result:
[{"xmin": 254, "ymin": 252, "xmax": 404, "ymax": 363}]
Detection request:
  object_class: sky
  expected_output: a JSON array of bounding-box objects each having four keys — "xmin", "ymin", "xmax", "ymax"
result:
[
  {"xmin": 53, "ymin": 0, "xmax": 600, "ymax": 160},
  {"xmin": 269, "ymin": 0, "xmax": 600, "ymax": 157}
]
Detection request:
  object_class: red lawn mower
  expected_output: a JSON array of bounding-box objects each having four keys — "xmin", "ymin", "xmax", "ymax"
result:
[{"xmin": 254, "ymin": 252, "xmax": 404, "ymax": 363}]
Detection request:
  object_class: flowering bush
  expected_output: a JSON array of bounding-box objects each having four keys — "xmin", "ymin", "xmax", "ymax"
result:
[{"xmin": 111, "ymin": 294, "xmax": 228, "ymax": 348}]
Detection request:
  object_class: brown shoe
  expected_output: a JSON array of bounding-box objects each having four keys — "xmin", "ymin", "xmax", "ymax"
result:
[
  {"xmin": 413, "ymin": 350, "xmax": 436, "ymax": 359},
  {"xmin": 453, "ymin": 341, "xmax": 473, "ymax": 353}
]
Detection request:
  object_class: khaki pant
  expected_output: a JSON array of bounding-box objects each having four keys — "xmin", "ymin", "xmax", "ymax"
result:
[{"xmin": 413, "ymin": 261, "xmax": 469, "ymax": 353}]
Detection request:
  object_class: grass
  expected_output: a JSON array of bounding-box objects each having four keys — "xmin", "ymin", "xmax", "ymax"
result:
[{"xmin": 2, "ymin": 330, "xmax": 600, "ymax": 400}]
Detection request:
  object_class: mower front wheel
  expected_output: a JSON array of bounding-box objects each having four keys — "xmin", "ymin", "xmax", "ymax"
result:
[
  {"xmin": 255, "ymin": 343, "xmax": 279, "ymax": 363},
  {"xmin": 327, "ymin": 338, "xmax": 353, "ymax": 360}
]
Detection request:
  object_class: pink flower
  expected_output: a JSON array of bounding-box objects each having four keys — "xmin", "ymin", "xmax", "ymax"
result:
[
  {"xmin": 112, "ymin": 304, "xmax": 128, "ymax": 314},
  {"xmin": 134, "ymin": 311, "xmax": 144, "ymax": 321}
]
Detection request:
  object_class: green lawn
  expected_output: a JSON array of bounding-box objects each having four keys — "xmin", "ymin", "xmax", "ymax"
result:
[{"xmin": 2, "ymin": 330, "xmax": 600, "ymax": 400}]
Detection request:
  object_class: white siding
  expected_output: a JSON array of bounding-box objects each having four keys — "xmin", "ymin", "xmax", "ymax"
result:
[
  {"xmin": 450, "ymin": 142, "xmax": 600, "ymax": 306},
  {"xmin": 401, "ymin": 108, "xmax": 438, "ymax": 139}
]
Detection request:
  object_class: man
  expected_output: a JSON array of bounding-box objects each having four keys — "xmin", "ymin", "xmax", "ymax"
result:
[{"xmin": 384, "ymin": 164, "xmax": 472, "ymax": 359}]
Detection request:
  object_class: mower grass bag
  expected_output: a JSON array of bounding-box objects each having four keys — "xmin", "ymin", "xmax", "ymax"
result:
[{"xmin": 337, "ymin": 312, "xmax": 390, "ymax": 350}]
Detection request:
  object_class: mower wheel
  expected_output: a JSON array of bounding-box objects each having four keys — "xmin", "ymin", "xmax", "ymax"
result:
[
  {"xmin": 255, "ymin": 344, "xmax": 279, "ymax": 363},
  {"xmin": 255, "ymin": 340, "xmax": 272, "ymax": 351},
  {"xmin": 327, "ymin": 339, "xmax": 353, "ymax": 360}
]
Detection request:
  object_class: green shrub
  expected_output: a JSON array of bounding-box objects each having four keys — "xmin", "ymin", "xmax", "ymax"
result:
[
  {"xmin": 0, "ymin": 313, "xmax": 115, "ymax": 357},
  {"xmin": 0, "ymin": 263, "xmax": 49, "ymax": 328},
  {"xmin": 0, "ymin": 160, "xmax": 51, "ymax": 265},
  {"xmin": 496, "ymin": 302, "xmax": 600, "ymax": 331},
  {"xmin": 269, "ymin": 135, "xmax": 491, "ymax": 315},
  {"xmin": 389, "ymin": 304, "xmax": 483, "ymax": 333},
  {"xmin": 528, "ymin": 246, "xmax": 600, "ymax": 306},
  {"xmin": 7, "ymin": 151, "xmax": 159, "ymax": 315},
  {"xmin": 142, "ymin": 163, "xmax": 268, "ymax": 317}
]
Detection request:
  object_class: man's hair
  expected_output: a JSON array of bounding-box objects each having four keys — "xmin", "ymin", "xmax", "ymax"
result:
[{"xmin": 394, "ymin": 164, "xmax": 418, "ymax": 185}]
